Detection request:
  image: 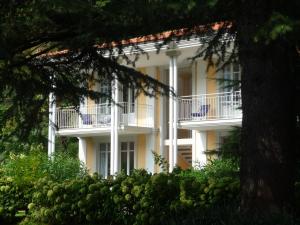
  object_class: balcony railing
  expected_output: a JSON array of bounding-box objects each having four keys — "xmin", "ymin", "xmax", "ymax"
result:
[
  {"xmin": 178, "ymin": 91, "xmax": 242, "ymax": 122},
  {"xmin": 56, "ymin": 102, "xmax": 153, "ymax": 129}
]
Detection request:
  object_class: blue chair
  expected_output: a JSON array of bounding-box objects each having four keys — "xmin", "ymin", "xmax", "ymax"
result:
[
  {"xmin": 191, "ymin": 104, "xmax": 210, "ymax": 117},
  {"xmin": 82, "ymin": 114, "xmax": 93, "ymax": 125}
]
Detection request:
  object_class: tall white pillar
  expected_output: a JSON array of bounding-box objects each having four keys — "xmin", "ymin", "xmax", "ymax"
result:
[
  {"xmin": 78, "ymin": 137, "xmax": 87, "ymax": 164},
  {"xmin": 110, "ymin": 81, "xmax": 115, "ymax": 175},
  {"xmin": 110, "ymin": 78, "xmax": 119, "ymax": 176},
  {"xmin": 168, "ymin": 54, "xmax": 174, "ymax": 172},
  {"xmin": 48, "ymin": 92, "xmax": 56, "ymax": 157},
  {"xmin": 192, "ymin": 130, "xmax": 207, "ymax": 168},
  {"xmin": 166, "ymin": 41, "xmax": 181, "ymax": 172},
  {"xmin": 114, "ymin": 80, "xmax": 119, "ymax": 174},
  {"xmin": 173, "ymin": 56, "xmax": 178, "ymax": 168},
  {"xmin": 159, "ymin": 83, "xmax": 166, "ymax": 173}
]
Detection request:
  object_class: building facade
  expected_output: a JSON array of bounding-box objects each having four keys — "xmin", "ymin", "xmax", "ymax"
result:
[{"xmin": 48, "ymin": 37, "xmax": 242, "ymax": 176}]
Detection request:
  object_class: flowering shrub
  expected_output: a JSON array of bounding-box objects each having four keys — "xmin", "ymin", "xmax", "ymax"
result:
[
  {"xmin": 0, "ymin": 149, "xmax": 87, "ymax": 224},
  {"xmin": 24, "ymin": 162, "xmax": 239, "ymax": 225}
]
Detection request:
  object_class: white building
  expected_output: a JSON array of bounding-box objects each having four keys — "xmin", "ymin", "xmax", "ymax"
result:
[{"xmin": 48, "ymin": 35, "xmax": 242, "ymax": 176}]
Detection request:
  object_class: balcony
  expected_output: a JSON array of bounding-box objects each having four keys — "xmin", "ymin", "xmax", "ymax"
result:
[
  {"xmin": 178, "ymin": 91, "xmax": 242, "ymax": 130},
  {"xmin": 55, "ymin": 102, "xmax": 154, "ymax": 136}
]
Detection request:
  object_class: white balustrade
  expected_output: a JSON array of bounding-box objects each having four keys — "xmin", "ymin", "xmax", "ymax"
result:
[
  {"xmin": 56, "ymin": 103, "xmax": 153, "ymax": 129},
  {"xmin": 178, "ymin": 91, "xmax": 242, "ymax": 121}
]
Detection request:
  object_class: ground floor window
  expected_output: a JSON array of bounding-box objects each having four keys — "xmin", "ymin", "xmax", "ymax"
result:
[
  {"xmin": 121, "ymin": 141, "xmax": 135, "ymax": 175},
  {"xmin": 98, "ymin": 143, "xmax": 110, "ymax": 178},
  {"xmin": 97, "ymin": 141, "xmax": 135, "ymax": 177}
]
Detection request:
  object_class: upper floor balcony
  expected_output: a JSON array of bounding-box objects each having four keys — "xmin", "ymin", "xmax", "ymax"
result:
[
  {"xmin": 178, "ymin": 91, "xmax": 242, "ymax": 130},
  {"xmin": 55, "ymin": 102, "xmax": 154, "ymax": 136}
]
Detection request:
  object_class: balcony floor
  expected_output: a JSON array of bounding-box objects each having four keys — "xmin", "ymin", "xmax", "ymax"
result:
[
  {"xmin": 178, "ymin": 118, "xmax": 242, "ymax": 131},
  {"xmin": 56, "ymin": 125, "xmax": 154, "ymax": 137}
]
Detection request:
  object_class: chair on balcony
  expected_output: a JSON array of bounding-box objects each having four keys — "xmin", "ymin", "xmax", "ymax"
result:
[
  {"xmin": 191, "ymin": 104, "xmax": 210, "ymax": 118},
  {"xmin": 97, "ymin": 115, "xmax": 111, "ymax": 124},
  {"xmin": 82, "ymin": 114, "xmax": 93, "ymax": 125}
]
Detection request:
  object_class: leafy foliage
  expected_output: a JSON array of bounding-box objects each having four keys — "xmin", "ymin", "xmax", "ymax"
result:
[
  {"xmin": 0, "ymin": 177, "xmax": 31, "ymax": 224},
  {"xmin": 1, "ymin": 156, "xmax": 299, "ymax": 225},
  {"xmin": 0, "ymin": 0, "xmax": 178, "ymax": 140},
  {"xmin": 219, "ymin": 127, "xmax": 241, "ymax": 160},
  {"xmin": 0, "ymin": 148, "xmax": 87, "ymax": 223},
  {"xmin": 21, "ymin": 160, "xmax": 239, "ymax": 225},
  {"xmin": 1, "ymin": 147, "xmax": 87, "ymax": 183},
  {"xmin": 152, "ymin": 151, "xmax": 169, "ymax": 172}
]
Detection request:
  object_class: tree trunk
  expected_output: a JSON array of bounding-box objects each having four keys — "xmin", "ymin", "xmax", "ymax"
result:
[{"xmin": 237, "ymin": 2, "xmax": 297, "ymax": 214}]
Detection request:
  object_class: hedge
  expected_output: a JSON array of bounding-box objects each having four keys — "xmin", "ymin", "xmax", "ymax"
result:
[{"xmin": 23, "ymin": 169, "xmax": 239, "ymax": 225}]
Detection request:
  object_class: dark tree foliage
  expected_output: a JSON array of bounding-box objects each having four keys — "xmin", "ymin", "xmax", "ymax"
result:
[
  {"xmin": 0, "ymin": 0, "xmax": 300, "ymax": 217},
  {"xmin": 0, "ymin": 0, "xmax": 185, "ymax": 141},
  {"xmin": 165, "ymin": 0, "xmax": 300, "ymax": 215}
]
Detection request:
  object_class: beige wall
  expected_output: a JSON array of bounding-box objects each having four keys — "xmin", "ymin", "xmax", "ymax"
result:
[
  {"xmin": 206, "ymin": 64, "xmax": 217, "ymax": 94},
  {"xmin": 136, "ymin": 67, "xmax": 147, "ymax": 126},
  {"xmin": 87, "ymin": 77, "xmax": 96, "ymax": 108},
  {"xmin": 136, "ymin": 134, "xmax": 146, "ymax": 169},
  {"xmin": 178, "ymin": 69, "xmax": 192, "ymax": 96},
  {"xmin": 206, "ymin": 131, "xmax": 218, "ymax": 162},
  {"xmin": 85, "ymin": 137, "xmax": 95, "ymax": 173},
  {"xmin": 154, "ymin": 67, "xmax": 161, "ymax": 173}
]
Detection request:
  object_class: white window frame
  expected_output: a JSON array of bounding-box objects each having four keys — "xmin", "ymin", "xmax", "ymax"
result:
[
  {"xmin": 120, "ymin": 141, "xmax": 135, "ymax": 175},
  {"xmin": 121, "ymin": 85, "xmax": 136, "ymax": 113},
  {"xmin": 97, "ymin": 143, "xmax": 111, "ymax": 178},
  {"xmin": 218, "ymin": 63, "xmax": 241, "ymax": 93}
]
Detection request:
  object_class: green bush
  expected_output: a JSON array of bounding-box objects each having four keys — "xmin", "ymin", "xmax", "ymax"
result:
[
  {"xmin": 179, "ymin": 159, "xmax": 239, "ymax": 209},
  {"xmin": 1, "ymin": 147, "xmax": 87, "ymax": 183},
  {"xmin": 2, "ymin": 155, "xmax": 298, "ymax": 225},
  {"xmin": 0, "ymin": 177, "xmax": 31, "ymax": 224},
  {"xmin": 24, "ymin": 162, "xmax": 240, "ymax": 225},
  {"xmin": 0, "ymin": 147, "xmax": 87, "ymax": 224}
]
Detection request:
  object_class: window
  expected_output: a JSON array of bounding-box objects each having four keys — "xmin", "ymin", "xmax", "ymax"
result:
[
  {"xmin": 99, "ymin": 82, "xmax": 111, "ymax": 110},
  {"xmin": 219, "ymin": 63, "xmax": 241, "ymax": 92},
  {"xmin": 122, "ymin": 86, "xmax": 135, "ymax": 113},
  {"xmin": 121, "ymin": 141, "xmax": 135, "ymax": 175},
  {"xmin": 98, "ymin": 143, "xmax": 110, "ymax": 178},
  {"xmin": 97, "ymin": 83, "xmax": 111, "ymax": 123}
]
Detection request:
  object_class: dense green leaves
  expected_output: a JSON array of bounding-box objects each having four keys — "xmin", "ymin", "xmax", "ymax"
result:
[
  {"xmin": 0, "ymin": 149, "xmax": 87, "ymax": 223},
  {"xmin": 0, "ymin": 0, "xmax": 176, "ymax": 140},
  {"xmin": 1, "ymin": 156, "xmax": 299, "ymax": 224},
  {"xmin": 1, "ymin": 149, "xmax": 87, "ymax": 183},
  {"xmin": 25, "ymin": 163, "xmax": 239, "ymax": 225}
]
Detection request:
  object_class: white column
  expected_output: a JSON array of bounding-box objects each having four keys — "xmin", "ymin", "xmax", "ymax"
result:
[
  {"xmin": 111, "ymin": 78, "xmax": 119, "ymax": 176},
  {"xmin": 159, "ymin": 84, "xmax": 165, "ymax": 173},
  {"xmin": 114, "ymin": 80, "xmax": 119, "ymax": 174},
  {"xmin": 48, "ymin": 92, "xmax": 56, "ymax": 157},
  {"xmin": 168, "ymin": 55, "xmax": 174, "ymax": 172},
  {"xmin": 173, "ymin": 56, "xmax": 178, "ymax": 168},
  {"xmin": 78, "ymin": 137, "xmax": 87, "ymax": 164},
  {"xmin": 192, "ymin": 130, "xmax": 207, "ymax": 168},
  {"xmin": 110, "ymin": 80, "xmax": 115, "ymax": 175},
  {"xmin": 166, "ymin": 41, "xmax": 181, "ymax": 172}
]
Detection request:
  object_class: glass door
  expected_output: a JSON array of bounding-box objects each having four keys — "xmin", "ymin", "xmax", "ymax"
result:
[
  {"xmin": 120, "ymin": 141, "xmax": 135, "ymax": 175},
  {"xmin": 218, "ymin": 64, "xmax": 241, "ymax": 118},
  {"xmin": 97, "ymin": 143, "xmax": 110, "ymax": 178},
  {"xmin": 121, "ymin": 86, "xmax": 136, "ymax": 125}
]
